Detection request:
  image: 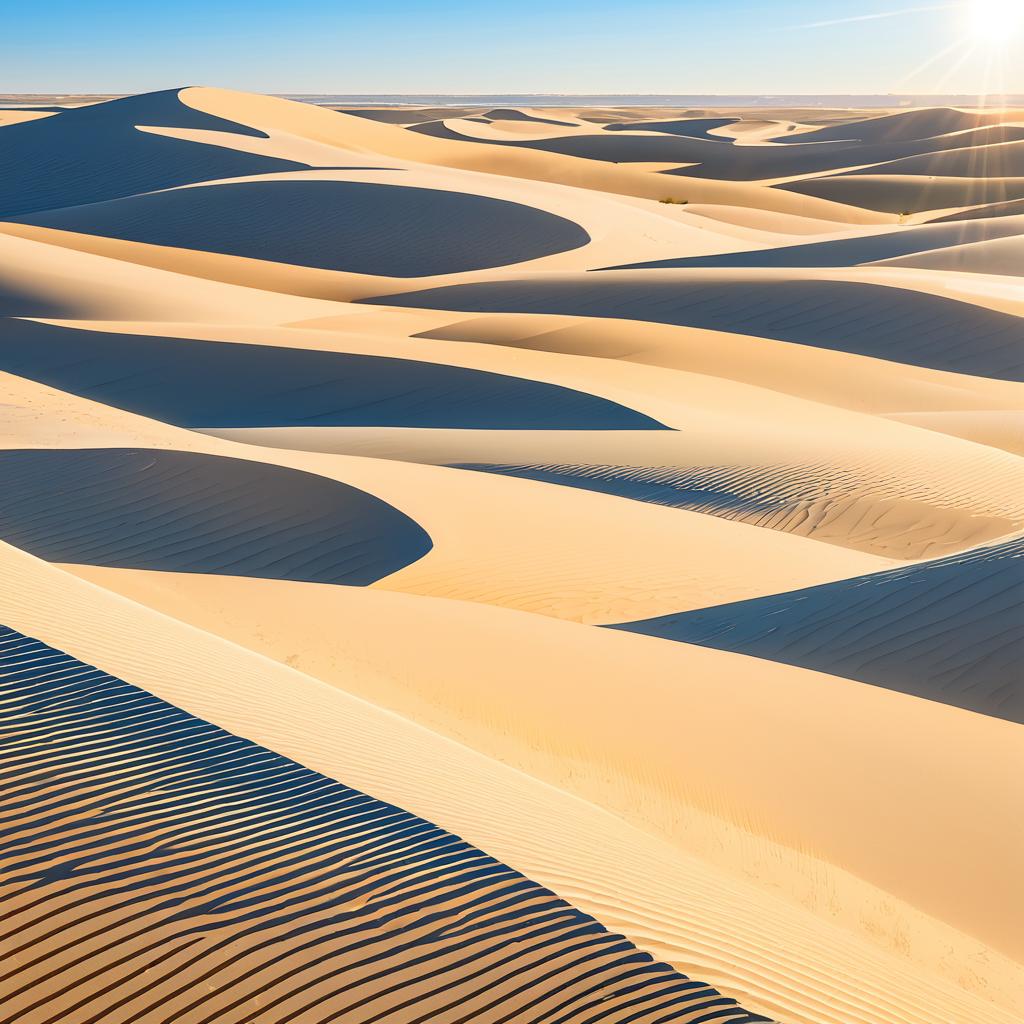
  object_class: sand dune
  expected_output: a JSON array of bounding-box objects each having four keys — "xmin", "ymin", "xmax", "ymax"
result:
[
  {"xmin": 374, "ymin": 271, "xmax": 1024, "ymax": 379},
  {"xmin": 876, "ymin": 231, "xmax": 1024, "ymax": 275},
  {"xmin": 769, "ymin": 106, "xmax": 1023, "ymax": 145},
  {"xmin": 0, "ymin": 88, "xmax": 308, "ymax": 219},
  {"xmin": 0, "ymin": 447, "xmax": 432, "ymax": 583},
  {"xmin": 0, "ymin": 229, "xmax": 344, "ymax": 321},
  {"xmin": 416, "ymin": 310, "xmax": 1024, "ymax": 415},
  {"xmin": 606, "ymin": 214, "xmax": 1024, "ymax": 269},
  {"xmin": 52, "ymin": 561, "xmax": 1024, "ymax": 969},
  {"xmin": 177, "ymin": 87, "xmax": 886, "ymax": 222},
  {"xmin": 604, "ymin": 117, "xmax": 741, "ymax": 139},
  {"xmin": 482, "ymin": 108, "xmax": 580, "ymax": 127},
  {"xmin": 841, "ymin": 138, "xmax": 1024, "ymax": 178},
  {"xmin": 216, "ymin": 415, "xmax": 1024, "ymax": 560},
  {"xmin": 0, "ymin": 319, "xmax": 663, "ymax": 429},
  {"xmin": 12, "ymin": 178, "xmax": 592, "ymax": 277},
  {"xmin": 933, "ymin": 195, "xmax": 1024, "ymax": 220},
  {"xmin": 612, "ymin": 536, "xmax": 1024, "ymax": 722},
  {"xmin": 8, "ymin": 541, "xmax": 1023, "ymax": 1024},
  {"xmin": 413, "ymin": 116, "xmax": 1024, "ymax": 182},
  {"xmin": 0, "ymin": 623, "xmax": 768, "ymax": 1024},
  {"xmin": 885, "ymin": 409, "xmax": 1024, "ymax": 455},
  {"xmin": 779, "ymin": 172, "xmax": 1024, "ymax": 213},
  {"xmin": 0, "ymin": 368, "xmax": 895, "ymax": 624},
  {"xmin": 1, "ymin": 85, "xmax": 1021, "ymax": 1024}
]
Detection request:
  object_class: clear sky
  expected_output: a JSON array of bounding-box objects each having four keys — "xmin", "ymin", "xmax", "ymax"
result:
[{"xmin": 4, "ymin": 0, "xmax": 1023, "ymax": 95}]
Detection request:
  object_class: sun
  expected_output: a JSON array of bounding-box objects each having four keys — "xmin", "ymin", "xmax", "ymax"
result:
[{"xmin": 967, "ymin": 0, "xmax": 1024, "ymax": 46}]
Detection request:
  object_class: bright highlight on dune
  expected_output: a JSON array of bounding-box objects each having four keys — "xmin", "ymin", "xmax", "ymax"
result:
[{"xmin": 0, "ymin": 43, "xmax": 1022, "ymax": 1024}]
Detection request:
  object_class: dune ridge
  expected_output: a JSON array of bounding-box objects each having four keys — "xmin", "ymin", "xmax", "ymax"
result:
[
  {"xmin": 3, "ymin": 541, "xmax": 1023, "ymax": 1024},
  {"xmin": 1, "ymin": 85, "xmax": 1021, "ymax": 1024}
]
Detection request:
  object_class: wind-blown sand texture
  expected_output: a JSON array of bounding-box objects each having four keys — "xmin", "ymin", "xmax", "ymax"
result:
[{"xmin": 0, "ymin": 87, "xmax": 1021, "ymax": 1024}]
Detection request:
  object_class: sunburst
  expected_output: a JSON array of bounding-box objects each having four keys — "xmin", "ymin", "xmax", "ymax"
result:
[{"xmin": 966, "ymin": 0, "xmax": 1024, "ymax": 46}]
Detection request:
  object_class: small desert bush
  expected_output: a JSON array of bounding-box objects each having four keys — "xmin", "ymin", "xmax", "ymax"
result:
[{"xmin": 659, "ymin": 197, "xmax": 689, "ymax": 204}]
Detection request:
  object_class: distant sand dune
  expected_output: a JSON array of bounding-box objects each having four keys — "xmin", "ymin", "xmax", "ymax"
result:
[
  {"xmin": 933, "ymin": 195, "xmax": 1024, "ymax": 221},
  {"xmin": 0, "ymin": 319, "xmax": 663, "ymax": 430},
  {"xmin": 412, "ymin": 116, "xmax": 1024, "ymax": 182},
  {"xmin": 612, "ymin": 536, "xmax": 1024, "ymax": 722},
  {"xmin": 373, "ymin": 272, "xmax": 1024, "ymax": 380},
  {"xmin": 769, "ymin": 106, "xmax": 1023, "ymax": 145},
  {"xmin": 604, "ymin": 117, "xmax": 740, "ymax": 140},
  {"xmin": 841, "ymin": 138, "xmax": 1024, "ymax": 178},
  {"xmin": 0, "ymin": 88, "xmax": 308, "ymax": 219},
  {"xmin": 875, "ymin": 232, "xmax": 1024, "ymax": 276},
  {"xmin": 0, "ymin": 447, "xmax": 432, "ymax": 583},
  {"xmin": 176, "ymin": 87, "xmax": 885, "ymax": 221},
  {"xmin": 779, "ymin": 173, "xmax": 1024, "ymax": 213},
  {"xmin": 416, "ymin": 311, "xmax": 1024, "ymax": 416},
  {"xmin": 11, "ymin": 179, "xmax": 592, "ymax": 277},
  {"xmin": 605, "ymin": 215, "xmax": 1024, "ymax": 270}
]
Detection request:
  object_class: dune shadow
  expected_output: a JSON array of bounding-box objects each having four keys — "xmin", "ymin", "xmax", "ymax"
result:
[
  {"xmin": 0, "ymin": 320, "xmax": 665, "ymax": 430},
  {"xmin": 11, "ymin": 179, "xmax": 592, "ymax": 277},
  {"xmin": 609, "ymin": 538, "xmax": 1024, "ymax": 724},
  {"xmin": 0, "ymin": 625, "xmax": 770, "ymax": 1024},
  {"xmin": 0, "ymin": 88, "xmax": 311, "ymax": 218},
  {"xmin": 0, "ymin": 448, "xmax": 432, "ymax": 584},
  {"xmin": 603, "ymin": 217, "xmax": 1024, "ymax": 270},
  {"xmin": 370, "ymin": 276, "xmax": 1024, "ymax": 381}
]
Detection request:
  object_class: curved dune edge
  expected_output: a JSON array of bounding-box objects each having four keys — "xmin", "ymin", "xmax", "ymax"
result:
[
  {"xmin": 0, "ymin": 446, "xmax": 434, "ymax": 584},
  {"xmin": 0, "ymin": 110, "xmax": 56, "ymax": 127},
  {"xmin": 17, "ymin": 317, "xmax": 1024, "ymax": 560},
  {"xmin": 0, "ymin": 229, "xmax": 345, "ymax": 322},
  {"xmin": 410, "ymin": 310, "xmax": 1024, "ymax": 416},
  {"xmin": 11, "ymin": 177, "xmax": 594, "ymax": 278},
  {"xmin": 178, "ymin": 87, "xmax": 891, "ymax": 224},
  {"xmin": 0, "ymin": 319, "xmax": 668, "ymax": 431},
  {"xmin": 2, "ymin": 84, "xmax": 1022, "ymax": 1024},
  {"xmin": 211, "ymin": 423, "xmax": 1024, "ymax": 560},
  {"xmin": 53, "ymin": 567, "xmax": 1024, "ymax": 969},
  {"xmin": 608, "ymin": 536, "xmax": 1024, "ymax": 723},
  {"xmin": 1, "ymin": 624, "xmax": 768, "ymax": 1024},
  {"xmin": 876, "ymin": 232, "xmax": 1024, "ymax": 277},
  {"xmin": 2, "ymin": 542, "xmax": 1022, "ymax": 1024},
  {"xmin": 366, "ymin": 270, "xmax": 1024, "ymax": 380},
  {"xmin": 883, "ymin": 409, "xmax": 1024, "ymax": 457},
  {"xmin": 0, "ymin": 372, "xmax": 898, "ymax": 624}
]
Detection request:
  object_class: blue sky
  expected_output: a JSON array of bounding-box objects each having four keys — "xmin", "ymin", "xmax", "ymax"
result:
[{"xmin": 5, "ymin": 0, "xmax": 1022, "ymax": 94}]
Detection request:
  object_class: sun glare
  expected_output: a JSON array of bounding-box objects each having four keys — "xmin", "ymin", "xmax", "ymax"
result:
[{"xmin": 967, "ymin": 0, "xmax": 1024, "ymax": 45}]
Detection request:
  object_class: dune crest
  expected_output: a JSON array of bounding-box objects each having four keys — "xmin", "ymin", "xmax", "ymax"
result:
[{"xmin": 1, "ymin": 85, "xmax": 1021, "ymax": 1024}]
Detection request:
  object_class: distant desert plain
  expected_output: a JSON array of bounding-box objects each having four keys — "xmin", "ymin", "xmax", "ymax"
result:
[{"xmin": 0, "ymin": 87, "xmax": 1021, "ymax": 1024}]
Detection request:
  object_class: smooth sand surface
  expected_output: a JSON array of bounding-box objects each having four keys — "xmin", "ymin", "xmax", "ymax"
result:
[{"xmin": 1, "ymin": 86, "xmax": 1021, "ymax": 1024}]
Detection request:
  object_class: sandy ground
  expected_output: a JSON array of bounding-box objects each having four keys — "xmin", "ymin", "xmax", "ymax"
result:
[{"xmin": 0, "ymin": 87, "xmax": 1021, "ymax": 1024}]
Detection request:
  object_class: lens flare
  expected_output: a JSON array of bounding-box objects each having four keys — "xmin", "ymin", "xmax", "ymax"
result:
[{"xmin": 967, "ymin": 0, "xmax": 1024, "ymax": 46}]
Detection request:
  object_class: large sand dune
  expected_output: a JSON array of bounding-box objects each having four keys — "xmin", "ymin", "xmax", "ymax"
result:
[
  {"xmin": 373, "ymin": 272, "xmax": 1024, "ymax": 379},
  {"xmin": 0, "ymin": 623, "xmax": 767, "ymax": 1024},
  {"xmin": 13, "ymin": 178, "xmax": 592, "ymax": 276},
  {"xmin": 0, "ymin": 89, "xmax": 308, "ymax": 218},
  {"xmin": 0, "ymin": 319, "xmax": 663, "ymax": 429},
  {"xmin": 1, "ymin": 86, "xmax": 1021, "ymax": 1024}
]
